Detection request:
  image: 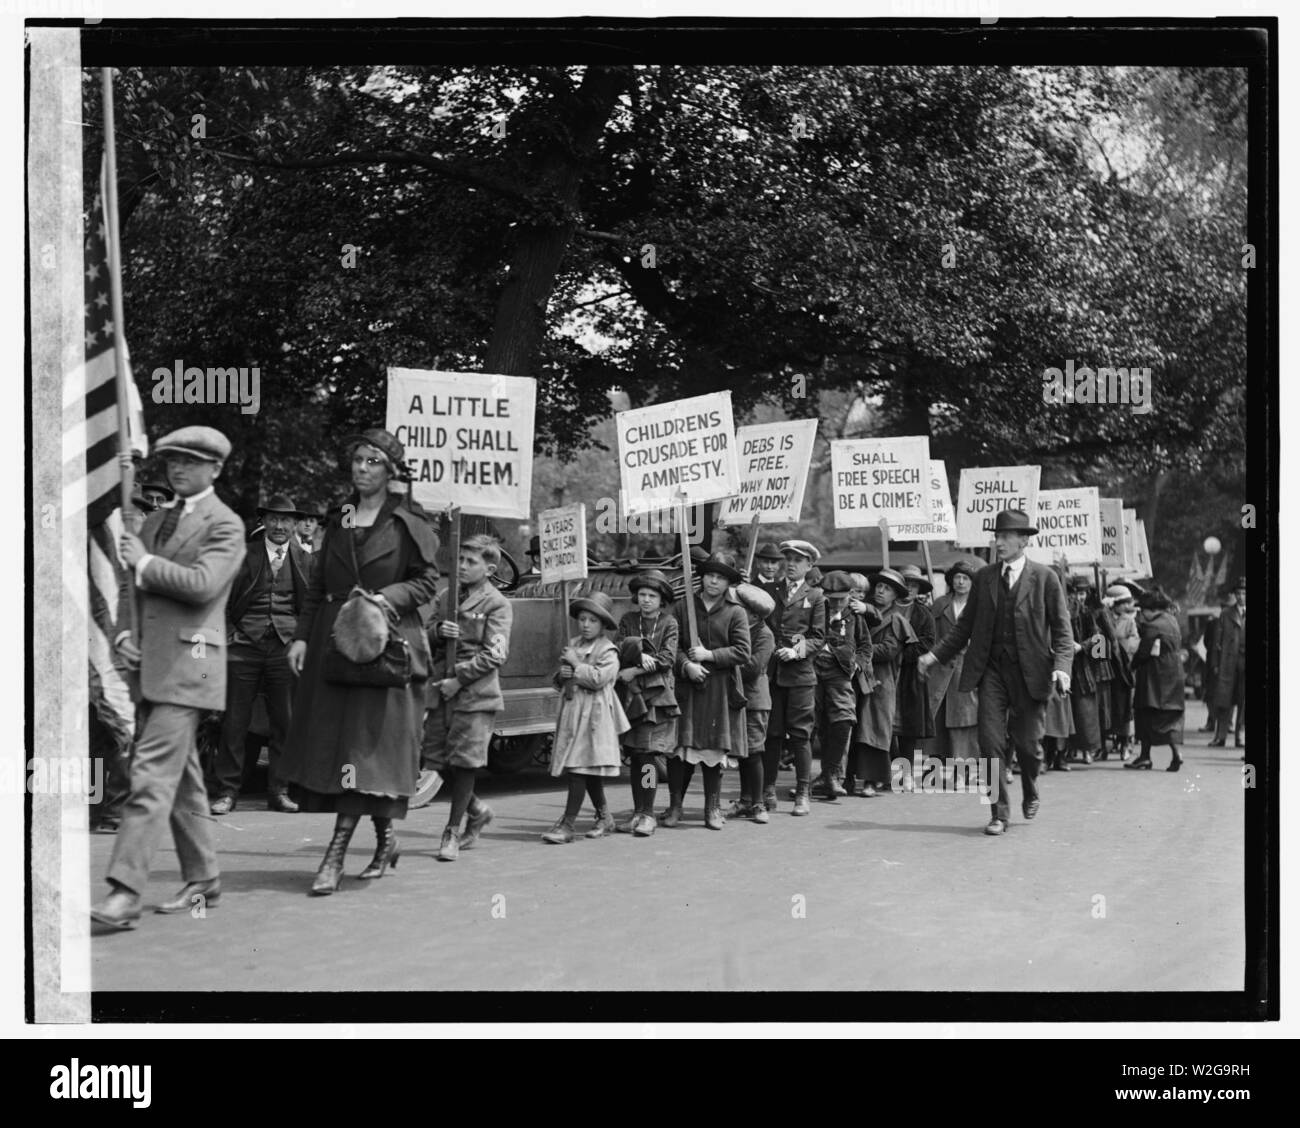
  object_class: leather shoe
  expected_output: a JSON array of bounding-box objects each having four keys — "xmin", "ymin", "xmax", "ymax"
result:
[
  {"xmin": 90, "ymin": 888, "xmax": 142, "ymax": 930},
  {"xmin": 1023, "ymin": 799, "xmax": 1040, "ymax": 820},
  {"xmin": 209, "ymin": 795, "xmax": 235, "ymax": 816},
  {"xmin": 983, "ymin": 819, "xmax": 1006, "ymax": 836},
  {"xmin": 267, "ymin": 792, "xmax": 299, "ymax": 813},
  {"xmin": 156, "ymin": 878, "xmax": 221, "ymax": 914}
]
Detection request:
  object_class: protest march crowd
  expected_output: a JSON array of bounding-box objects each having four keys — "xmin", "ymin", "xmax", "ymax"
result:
[{"xmin": 87, "ymin": 402, "xmax": 1245, "ymax": 932}]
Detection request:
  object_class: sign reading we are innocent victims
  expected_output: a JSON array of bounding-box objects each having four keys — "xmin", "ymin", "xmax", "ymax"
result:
[
  {"xmin": 829, "ymin": 436, "xmax": 931, "ymax": 531},
  {"xmin": 386, "ymin": 368, "xmax": 536, "ymax": 519},
  {"xmin": 1025, "ymin": 487, "xmax": 1102, "ymax": 566},
  {"xmin": 719, "ymin": 420, "xmax": 818, "ymax": 524},
  {"xmin": 616, "ymin": 392, "xmax": 740, "ymax": 516}
]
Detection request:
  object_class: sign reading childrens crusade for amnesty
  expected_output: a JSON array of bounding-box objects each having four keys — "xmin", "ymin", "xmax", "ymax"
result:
[
  {"xmin": 719, "ymin": 419, "xmax": 819, "ymax": 524},
  {"xmin": 617, "ymin": 391, "xmax": 740, "ymax": 516},
  {"xmin": 387, "ymin": 367, "xmax": 536, "ymax": 520},
  {"xmin": 890, "ymin": 459, "xmax": 957, "ymax": 541},
  {"xmin": 955, "ymin": 465, "xmax": 1042, "ymax": 547},
  {"xmin": 1025, "ymin": 487, "xmax": 1103, "ymax": 565},
  {"xmin": 829, "ymin": 435, "xmax": 931, "ymax": 531},
  {"xmin": 538, "ymin": 503, "xmax": 588, "ymax": 584}
]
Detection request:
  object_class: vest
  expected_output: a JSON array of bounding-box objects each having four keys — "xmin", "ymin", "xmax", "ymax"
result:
[
  {"xmin": 239, "ymin": 550, "xmax": 296, "ymax": 643},
  {"xmin": 993, "ymin": 567, "xmax": 1018, "ymax": 661}
]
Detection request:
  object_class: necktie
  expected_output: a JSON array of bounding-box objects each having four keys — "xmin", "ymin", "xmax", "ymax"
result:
[
  {"xmin": 1002, "ymin": 565, "xmax": 1012, "ymax": 590},
  {"xmin": 156, "ymin": 502, "xmax": 181, "ymax": 546},
  {"xmin": 271, "ymin": 545, "xmax": 285, "ymax": 574}
]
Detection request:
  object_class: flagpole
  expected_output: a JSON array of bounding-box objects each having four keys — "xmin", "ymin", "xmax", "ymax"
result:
[{"xmin": 100, "ymin": 69, "xmax": 139, "ymax": 639}]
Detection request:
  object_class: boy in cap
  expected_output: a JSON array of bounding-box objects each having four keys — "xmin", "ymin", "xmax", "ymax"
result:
[
  {"xmin": 762, "ymin": 539, "xmax": 826, "ymax": 815},
  {"xmin": 422, "ymin": 534, "xmax": 514, "ymax": 860},
  {"xmin": 812, "ymin": 571, "xmax": 863, "ymax": 799}
]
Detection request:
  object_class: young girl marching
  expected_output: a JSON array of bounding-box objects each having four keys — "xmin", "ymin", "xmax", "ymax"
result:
[
  {"xmin": 543, "ymin": 591, "xmax": 631, "ymax": 844},
  {"xmin": 613, "ymin": 570, "xmax": 681, "ymax": 837},
  {"xmin": 663, "ymin": 551, "xmax": 751, "ymax": 830}
]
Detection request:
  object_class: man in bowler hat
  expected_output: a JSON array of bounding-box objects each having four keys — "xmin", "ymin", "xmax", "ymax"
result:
[
  {"xmin": 918, "ymin": 509, "xmax": 1074, "ymax": 835},
  {"xmin": 208, "ymin": 493, "xmax": 314, "ymax": 815},
  {"xmin": 92, "ymin": 426, "xmax": 246, "ymax": 928}
]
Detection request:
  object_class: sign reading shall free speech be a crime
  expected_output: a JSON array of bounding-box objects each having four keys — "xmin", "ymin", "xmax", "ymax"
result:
[
  {"xmin": 616, "ymin": 391, "xmax": 740, "ymax": 516},
  {"xmin": 829, "ymin": 436, "xmax": 931, "ymax": 531}
]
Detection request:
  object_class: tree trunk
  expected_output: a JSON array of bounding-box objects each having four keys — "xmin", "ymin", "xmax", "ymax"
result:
[{"xmin": 484, "ymin": 67, "xmax": 627, "ymax": 377}]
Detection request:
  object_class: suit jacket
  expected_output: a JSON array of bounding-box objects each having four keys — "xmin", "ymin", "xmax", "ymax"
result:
[
  {"xmin": 118, "ymin": 491, "xmax": 247, "ymax": 711},
  {"xmin": 769, "ymin": 578, "xmax": 827, "ymax": 687},
  {"xmin": 929, "ymin": 559, "xmax": 1073, "ymax": 702},
  {"xmin": 428, "ymin": 579, "xmax": 513, "ymax": 712},
  {"xmin": 225, "ymin": 536, "xmax": 314, "ymax": 642}
]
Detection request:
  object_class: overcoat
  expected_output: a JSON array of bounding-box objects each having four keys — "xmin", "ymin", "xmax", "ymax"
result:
[
  {"xmin": 550, "ymin": 635, "xmax": 630, "ymax": 774},
  {"xmin": 740, "ymin": 614, "xmax": 776, "ymax": 711},
  {"xmin": 1133, "ymin": 609, "xmax": 1186, "ymax": 712},
  {"xmin": 673, "ymin": 594, "xmax": 751, "ymax": 752},
  {"xmin": 427, "ymin": 579, "xmax": 513, "ymax": 713},
  {"xmin": 1208, "ymin": 605, "xmax": 1245, "ymax": 712},
  {"xmin": 853, "ymin": 603, "xmax": 914, "ymax": 749},
  {"xmin": 894, "ymin": 597, "xmax": 936, "ymax": 737},
  {"xmin": 280, "ymin": 493, "xmax": 439, "ymax": 798},
  {"xmin": 613, "ymin": 608, "xmax": 680, "ymax": 750},
  {"xmin": 926, "ymin": 594, "xmax": 980, "ymax": 729}
]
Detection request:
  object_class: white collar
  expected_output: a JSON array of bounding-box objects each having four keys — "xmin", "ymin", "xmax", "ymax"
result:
[
  {"xmin": 1001, "ymin": 555, "xmax": 1027, "ymax": 585},
  {"xmin": 266, "ymin": 538, "xmax": 290, "ymax": 561},
  {"xmin": 166, "ymin": 485, "xmax": 214, "ymax": 515}
]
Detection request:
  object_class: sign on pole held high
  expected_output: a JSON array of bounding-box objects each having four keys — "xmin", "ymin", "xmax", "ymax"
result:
[
  {"xmin": 829, "ymin": 435, "xmax": 931, "ymax": 534},
  {"xmin": 889, "ymin": 458, "xmax": 956, "ymax": 542},
  {"xmin": 539, "ymin": 503, "xmax": 588, "ymax": 624},
  {"xmin": 954, "ymin": 465, "xmax": 1042, "ymax": 548},
  {"xmin": 1118, "ymin": 508, "xmax": 1152, "ymax": 578},
  {"xmin": 1025, "ymin": 487, "xmax": 1103, "ymax": 566},
  {"xmin": 720, "ymin": 419, "xmax": 818, "ymax": 525},
  {"xmin": 1097, "ymin": 497, "xmax": 1129, "ymax": 572},
  {"xmin": 386, "ymin": 367, "xmax": 536, "ymax": 520}
]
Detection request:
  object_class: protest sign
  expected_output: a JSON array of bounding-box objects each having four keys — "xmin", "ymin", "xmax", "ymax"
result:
[
  {"xmin": 955, "ymin": 465, "xmax": 1041, "ymax": 547},
  {"xmin": 890, "ymin": 459, "xmax": 957, "ymax": 541},
  {"xmin": 719, "ymin": 419, "xmax": 818, "ymax": 525},
  {"xmin": 830, "ymin": 436, "xmax": 930, "ymax": 531},
  {"xmin": 1117, "ymin": 508, "xmax": 1152, "ymax": 578},
  {"xmin": 539, "ymin": 504, "xmax": 588, "ymax": 584},
  {"xmin": 1025, "ymin": 487, "xmax": 1102, "ymax": 565},
  {"xmin": 616, "ymin": 391, "xmax": 740, "ymax": 516},
  {"xmin": 1098, "ymin": 497, "xmax": 1128, "ymax": 571},
  {"xmin": 1134, "ymin": 517, "xmax": 1153, "ymax": 578},
  {"xmin": 387, "ymin": 367, "xmax": 535, "ymax": 519}
]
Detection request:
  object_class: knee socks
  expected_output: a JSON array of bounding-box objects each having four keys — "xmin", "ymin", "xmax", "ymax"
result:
[
  {"xmin": 739, "ymin": 755, "xmax": 764, "ymax": 804},
  {"xmin": 447, "ymin": 767, "xmax": 476, "ymax": 830},
  {"xmin": 629, "ymin": 752, "xmax": 658, "ymax": 813},
  {"xmin": 562, "ymin": 774, "xmax": 587, "ymax": 822},
  {"xmin": 701, "ymin": 763, "xmax": 722, "ymax": 810},
  {"xmin": 584, "ymin": 775, "xmax": 608, "ymax": 813}
]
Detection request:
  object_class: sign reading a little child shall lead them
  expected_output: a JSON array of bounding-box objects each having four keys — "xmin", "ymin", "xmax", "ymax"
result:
[
  {"xmin": 616, "ymin": 391, "xmax": 740, "ymax": 516},
  {"xmin": 539, "ymin": 503, "xmax": 588, "ymax": 585}
]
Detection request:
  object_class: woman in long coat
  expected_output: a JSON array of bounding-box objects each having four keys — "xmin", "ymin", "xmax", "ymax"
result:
[
  {"xmin": 926, "ymin": 559, "xmax": 980, "ymax": 767},
  {"xmin": 1066, "ymin": 575, "xmax": 1104, "ymax": 763},
  {"xmin": 892, "ymin": 565, "xmax": 937, "ymax": 788},
  {"xmin": 284, "ymin": 429, "xmax": 439, "ymax": 894},
  {"xmin": 1125, "ymin": 587, "xmax": 1186, "ymax": 772},
  {"xmin": 848, "ymin": 569, "xmax": 914, "ymax": 797}
]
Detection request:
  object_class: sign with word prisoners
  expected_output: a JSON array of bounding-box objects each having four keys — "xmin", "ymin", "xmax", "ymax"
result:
[
  {"xmin": 1025, "ymin": 487, "xmax": 1102, "ymax": 565},
  {"xmin": 1098, "ymin": 497, "xmax": 1129, "ymax": 571},
  {"xmin": 539, "ymin": 504, "xmax": 588, "ymax": 584},
  {"xmin": 387, "ymin": 367, "xmax": 536, "ymax": 519},
  {"xmin": 616, "ymin": 391, "xmax": 740, "ymax": 516},
  {"xmin": 830, "ymin": 436, "xmax": 931, "ymax": 531},
  {"xmin": 890, "ymin": 459, "xmax": 957, "ymax": 541},
  {"xmin": 955, "ymin": 465, "xmax": 1042, "ymax": 547},
  {"xmin": 719, "ymin": 419, "xmax": 818, "ymax": 525}
]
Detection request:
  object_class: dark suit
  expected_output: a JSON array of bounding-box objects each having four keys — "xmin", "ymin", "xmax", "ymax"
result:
[
  {"xmin": 209, "ymin": 537, "xmax": 313, "ymax": 800},
  {"xmin": 109, "ymin": 491, "xmax": 246, "ymax": 896},
  {"xmin": 930, "ymin": 558, "xmax": 1073, "ymax": 824},
  {"xmin": 1208, "ymin": 604, "xmax": 1245, "ymax": 742},
  {"xmin": 763, "ymin": 578, "xmax": 826, "ymax": 788}
]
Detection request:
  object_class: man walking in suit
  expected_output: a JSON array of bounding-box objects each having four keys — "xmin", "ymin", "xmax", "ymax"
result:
[
  {"xmin": 918, "ymin": 509, "xmax": 1074, "ymax": 836},
  {"xmin": 1208, "ymin": 577, "xmax": 1246, "ymax": 747},
  {"xmin": 91, "ymin": 427, "xmax": 246, "ymax": 929},
  {"xmin": 208, "ymin": 493, "xmax": 313, "ymax": 815}
]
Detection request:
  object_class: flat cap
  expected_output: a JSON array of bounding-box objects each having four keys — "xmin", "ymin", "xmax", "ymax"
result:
[
  {"xmin": 154, "ymin": 425, "xmax": 232, "ymax": 463},
  {"xmin": 779, "ymin": 539, "xmax": 821, "ymax": 562},
  {"xmin": 819, "ymin": 570, "xmax": 854, "ymax": 594}
]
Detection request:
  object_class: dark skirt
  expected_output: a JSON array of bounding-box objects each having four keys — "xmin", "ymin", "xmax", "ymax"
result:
[
  {"xmin": 1135, "ymin": 707, "xmax": 1184, "ymax": 746},
  {"xmin": 1108, "ymin": 681, "xmax": 1133, "ymax": 733},
  {"xmin": 289, "ymin": 784, "xmax": 409, "ymax": 820},
  {"xmin": 853, "ymin": 743, "xmax": 894, "ymax": 785},
  {"xmin": 1069, "ymin": 692, "xmax": 1102, "ymax": 751}
]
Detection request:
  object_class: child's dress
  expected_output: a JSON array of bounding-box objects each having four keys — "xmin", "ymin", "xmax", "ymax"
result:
[
  {"xmin": 550, "ymin": 635, "xmax": 631, "ymax": 777},
  {"xmin": 614, "ymin": 610, "xmax": 680, "ymax": 754}
]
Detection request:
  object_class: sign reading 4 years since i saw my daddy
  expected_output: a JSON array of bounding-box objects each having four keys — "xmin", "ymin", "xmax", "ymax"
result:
[
  {"xmin": 539, "ymin": 503, "xmax": 588, "ymax": 585},
  {"xmin": 386, "ymin": 367, "xmax": 536, "ymax": 519}
]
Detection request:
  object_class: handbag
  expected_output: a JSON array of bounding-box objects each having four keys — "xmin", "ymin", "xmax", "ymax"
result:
[{"xmin": 322, "ymin": 526, "xmax": 412, "ymax": 688}]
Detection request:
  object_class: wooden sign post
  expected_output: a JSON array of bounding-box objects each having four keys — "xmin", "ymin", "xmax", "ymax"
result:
[
  {"xmin": 878, "ymin": 517, "xmax": 891, "ymax": 572},
  {"xmin": 743, "ymin": 512, "xmax": 761, "ymax": 579},
  {"xmin": 444, "ymin": 504, "xmax": 461, "ymax": 673},
  {"xmin": 920, "ymin": 540, "xmax": 935, "ymax": 590},
  {"xmin": 678, "ymin": 497, "xmax": 700, "ymax": 648}
]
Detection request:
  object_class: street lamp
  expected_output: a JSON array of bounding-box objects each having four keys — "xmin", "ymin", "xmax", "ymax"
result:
[{"xmin": 1203, "ymin": 535, "xmax": 1222, "ymax": 606}]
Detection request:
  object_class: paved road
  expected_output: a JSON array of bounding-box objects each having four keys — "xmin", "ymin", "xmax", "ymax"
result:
[{"xmin": 89, "ymin": 700, "xmax": 1245, "ymax": 992}]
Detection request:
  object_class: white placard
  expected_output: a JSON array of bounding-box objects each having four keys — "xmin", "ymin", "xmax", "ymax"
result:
[
  {"xmin": 1098, "ymin": 497, "xmax": 1128, "ymax": 571},
  {"xmin": 955, "ymin": 465, "xmax": 1042, "ymax": 547},
  {"xmin": 387, "ymin": 367, "xmax": 536, "ymax": 519},
  {"xmin": 1134, "ymin": 517, "xmax": 1153, "ymax": 578},
  {"xmin": 890, "ymin": 459, "xmax": 957, "ymax": 541},
  {"xmin": 719, "ymin": 419, "xmax": 818, "ymax": 524},
  {"xmin": 538, "ymin": 504, "xmax": 588, "ymax": 584},
  {"xmin": 616, "ymin": 391, "xmax": 740, "ymax": 516},
  {"xmin": 1025, "ymin": 487, "xmax": 1103, "ymax": 565},
  {"xmin": 830, "ymin": 436, "xmax": 931, "ymax": 531},
  {"xmin": 1117, "ymin": 508, "xmax": 1152, "ymax": 578}
]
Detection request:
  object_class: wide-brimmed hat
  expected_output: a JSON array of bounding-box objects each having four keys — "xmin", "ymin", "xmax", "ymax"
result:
[
  {"xmin": 1136, "ymin": 585, "xmax": 1173, "ymax": 612},
  {"xmin": 733, "ymin": 582, "xmax": 776, "ymax": 618},
  {"xmin": 138, "ymin": 479, "xmax": 174, "ymax": 501},
  {"xmin": 898, "ymin": 564, "xmax": 933, "ymax": 594},
  {"xmin": 755, "ymin": 543, "xmax": 784, "ymax": 562},
  {"xmin": 779, "ymin": 539, "xmax": 821, "ymax": 562},
  {"xmin": 945, "ymin": 558, "xmax": 981, "ymax": 584},
  {"xmin": 256, "ymin": 492, "xmax": 304, "ymax": 519},
  {"xmin": 696, "ymin": 551, "xmax": 743, "ymax": 584},
  {"xmin": 629, "ymin": 570, "xmax": 675, "ymax": 604},
  {"xmin": 342, "ymin": 428, "xmax": 410, "ymax": 480},
  {"xmin": 992, "ymin": 508, "xmax": 1037, "ymax": 536},
  {"xmin": 297, "ymin": 500, "xmax": 327, "ymax": 519},
  {"xmin": 1105, "ymin": 583, "xmax": 1133, "ymax": 602},
  {"xmin": 871, "ymin": 567, "xmax": 910, "ymax": 599},
  {"xmin": 569, "ymin": 590, "xmax": 618, "ymax": 630},
  {"xmin": 155, "ymin": 425, "xmax": 231, "ymax": 463},
  {"xmin": 820, "ymin": 570, "xmax": 854, "ymax": 595},
  {"xmin": 1068, "ymin": 573, "xmax": 1094, "ymax": 591}
]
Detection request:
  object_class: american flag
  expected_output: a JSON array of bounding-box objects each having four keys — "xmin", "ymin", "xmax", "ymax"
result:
[{"xmin": 69, "ymin": 158, "xmax": 147, "ymax": 749}]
